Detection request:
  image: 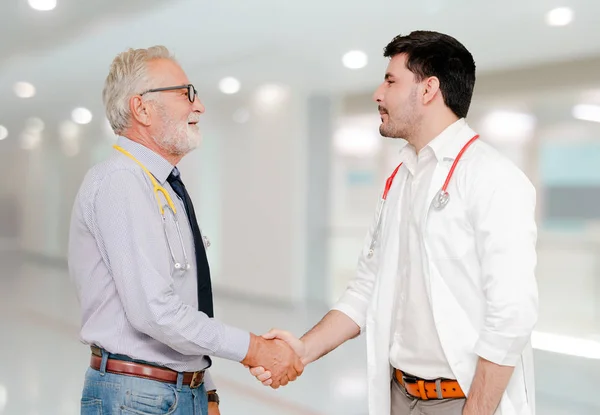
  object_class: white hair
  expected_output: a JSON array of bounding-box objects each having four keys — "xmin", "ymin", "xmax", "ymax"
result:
[{"xmin": 102, "ymin": 45, "xmax": 176, "ymax": 135}]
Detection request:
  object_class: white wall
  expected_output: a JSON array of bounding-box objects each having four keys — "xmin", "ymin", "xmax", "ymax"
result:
[{"xmin": 207, "ymin": 89, "xmax": 309, "ymax": 304}]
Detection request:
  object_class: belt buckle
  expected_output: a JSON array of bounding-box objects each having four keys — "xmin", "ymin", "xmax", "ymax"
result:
[
  {"xmin": 190, "ymin": 371, "xmax": 202, "ymax": 389},
  {"xmin": 402, "ymin": 375, "xmax": 418, "ymax": 384}
]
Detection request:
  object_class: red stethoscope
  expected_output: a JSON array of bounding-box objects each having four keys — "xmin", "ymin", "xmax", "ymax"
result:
[{"xmin": 366, "ymin": 134, "xmax": 479, "ymax": 258}]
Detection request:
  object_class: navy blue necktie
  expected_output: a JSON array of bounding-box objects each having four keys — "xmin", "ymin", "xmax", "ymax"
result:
[{"xmin": 167, "ymin": 168, "xmax": 214, "ymax": 318}]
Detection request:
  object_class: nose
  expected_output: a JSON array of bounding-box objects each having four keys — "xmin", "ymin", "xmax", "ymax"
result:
[
  {"xmin": 193, "ymin": 96, "xmax": 205, "ymax": 113},
  {"xmin": 372, "ymin": 83, "xmax": 384, "ymax": 103}
]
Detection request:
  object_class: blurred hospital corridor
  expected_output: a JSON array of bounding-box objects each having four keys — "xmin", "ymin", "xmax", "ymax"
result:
[{"xmin": 2, "ymin": 0, "xmax": 600, "ymax": 414}]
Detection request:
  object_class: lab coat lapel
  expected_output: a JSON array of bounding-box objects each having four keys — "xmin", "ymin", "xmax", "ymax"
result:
[
  {"xmin": 367, "ymin": 166, "xmax": 409, "ymax": 415},
  {"xmin": 373, "ymin": 165, "xmax": 407, "ymax": 321}
]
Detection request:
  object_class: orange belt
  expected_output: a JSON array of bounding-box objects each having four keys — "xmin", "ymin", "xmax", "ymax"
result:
[{"xmin": 395, "ymin": 369, "xmax": 465, "ymax": 400}]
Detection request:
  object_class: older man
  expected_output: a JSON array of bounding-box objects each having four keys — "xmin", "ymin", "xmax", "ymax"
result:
[{"xmin": 68, "ymin": 46, "xmax": 303, "ymax": 415}]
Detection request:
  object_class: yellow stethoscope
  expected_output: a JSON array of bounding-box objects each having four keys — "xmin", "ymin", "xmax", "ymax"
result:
[
  {"xmin": 113, "ymin": 145, "xmax": 210, "ymax": 272},
  {"xmin": 366, "ymin": 134, "xmax": 479, "ymax": 258}
]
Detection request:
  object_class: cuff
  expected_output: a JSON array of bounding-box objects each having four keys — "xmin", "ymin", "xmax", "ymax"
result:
[
  {"xmin": 215, "ymin": 326, "xmax": 251, "ymax": 362},
  {"xmin": 474, "ymin": 331, "xmax": 531, "ymax": 366},
  {"xmin": 331, "ymin": 293, "xmax": 368, "ymax": 331}
]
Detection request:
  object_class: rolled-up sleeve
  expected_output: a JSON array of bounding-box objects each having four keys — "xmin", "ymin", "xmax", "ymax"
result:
[
  {"xmin": 93, "ymin": 169, "xmax": 250, "ymax": 362},
  {"xmin": 469, "ymin": 164, "xmax": 538, "ymax": 366}
]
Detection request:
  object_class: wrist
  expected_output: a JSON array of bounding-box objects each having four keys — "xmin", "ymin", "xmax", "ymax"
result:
[
  {"xmin": 241, "ymin": 333, "xmax": 260, "ymax": 367},
  {"xmin": 299, "ymin": 336, "xmax": 315, "ymax": 365}
]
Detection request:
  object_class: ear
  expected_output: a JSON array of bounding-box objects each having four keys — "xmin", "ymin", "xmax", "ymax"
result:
[
  {"xmin": 130, "ymin": 95, "xmax": 152, "ymax": 127},
  {"xmin": 422, "ymin": 76, "xmax": 441, "ymax": 105}
]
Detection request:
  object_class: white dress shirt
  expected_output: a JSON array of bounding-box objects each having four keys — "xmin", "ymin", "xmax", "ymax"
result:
[{"xmin": 389, "ymin": 120, "xmax": 466, "ymax": 380}]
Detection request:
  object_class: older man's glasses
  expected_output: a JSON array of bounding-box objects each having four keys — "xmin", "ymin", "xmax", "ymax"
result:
[{"xmin": 140, "ymin": 84, "xmax": 198, "ymax": 103}]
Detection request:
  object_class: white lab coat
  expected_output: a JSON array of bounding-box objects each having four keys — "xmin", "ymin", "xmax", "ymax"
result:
[{"xmin": 333, "ymin": 122, "xmax": 538, "ymax": 415}]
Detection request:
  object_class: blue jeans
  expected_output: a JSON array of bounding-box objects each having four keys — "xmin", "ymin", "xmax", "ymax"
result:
[{"xmin": 81, "ymin": 351, "xmax": 208, "ymax": 415}]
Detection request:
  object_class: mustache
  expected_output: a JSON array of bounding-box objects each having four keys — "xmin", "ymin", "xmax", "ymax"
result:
[
  {"xmin": 187, "ymin": 114, "xmax": 201, "ymax": 123},
  {"xmin": 378, "ymin": 106, "xmax": 388, "ymax": 114}
]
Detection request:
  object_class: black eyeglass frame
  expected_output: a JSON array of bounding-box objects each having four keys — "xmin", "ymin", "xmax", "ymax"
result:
[{"xmin": 140, "ymin": 84, "xmax": 198, "ymax": 103}]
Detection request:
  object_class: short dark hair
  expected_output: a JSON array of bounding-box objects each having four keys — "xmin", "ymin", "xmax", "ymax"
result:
[{"xmin": 383, "ymin": 31, "xmax": 476, "ymax": 118}]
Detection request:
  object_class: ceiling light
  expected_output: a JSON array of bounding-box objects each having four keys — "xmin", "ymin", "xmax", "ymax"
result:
[
  {"xmin": 28, "ymin": 0, "xmax": 57, "ymax": 11},
  {"xmin": 0, "ymin": 125, "xmax": 8, "ymax": 141},
  {"xmin": 14, "ymin": 82, "xmax": 36, "ymax": 98},
  {"xmin": 572, "ymin": 104, "xmax": 600, "ymax": 123},
  {"xmin": 219, "ymin": 77, "xmax": 241, "ymax": 94},
  {"xmin": 545, "ymin": 7, "xmax": 574, "ymax": 26},
  {"xmin": 342, "ymin": 50, "xmax": 368, "ymax": 69},
  {"xmin": 72, "ymin": 107, "xmax": 92, "ymax": 125}
]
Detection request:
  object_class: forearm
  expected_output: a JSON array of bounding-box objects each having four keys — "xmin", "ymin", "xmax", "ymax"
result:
[
  {"xmin": 301, "ymin": 310, "xmax": 360, "ymax": 364},
  {"xmin": 463, "ymin": 357, "xmax": 514, "ymax": 415},
  {"xmin": 129, "ymin": 299, "xmax": 250, "ymax": 361}
]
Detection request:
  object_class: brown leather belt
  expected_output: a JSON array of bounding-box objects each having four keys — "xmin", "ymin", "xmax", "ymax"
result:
[
  {"xmin": 90, "ymin": 350, "xmax": 204, "ymax": 389},
  {"xmin": 395, "ymin": 369, "xmax": 465, "ymax": 400}
]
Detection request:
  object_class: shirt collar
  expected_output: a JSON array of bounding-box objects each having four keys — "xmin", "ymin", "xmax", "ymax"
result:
[
  {"xmin": 427, "ymin": 118, "xmax": 467, "ymax": 161},
  {"xmin": 398, "ymin": 143, "xmax": 419, "ymax": 175},
  {"xmin": 397, "ymin": 118, "xmax": 478, "ymax": 165},
  {"xmin": 115, "ymin": 136, "xmax": 175, "ymax": 185}
]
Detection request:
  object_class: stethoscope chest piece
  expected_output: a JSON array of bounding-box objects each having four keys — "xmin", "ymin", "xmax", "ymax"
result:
[
  {"xmin": 432, "ymin": 189, "xmax": 450, "ymax": 210},
  {"xmin": 174, "ymin": 262, "xmax": 191, "ymax": 271}
]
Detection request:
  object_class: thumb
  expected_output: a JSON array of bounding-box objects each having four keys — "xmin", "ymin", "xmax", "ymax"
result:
[
  {"xmin": 264, "ymin": 329, "xmax": 296, "ymax": 343},
  {"xmin": 261, "ymin": 329, "xmax": 278, "ymax": 340},
  {"xmin": 294, "ymin": 357, "xmax": 305, "ymax": 376},
  {"xmin": 262, "ymin": 328, "xmax": 292, "ymax": 341}
]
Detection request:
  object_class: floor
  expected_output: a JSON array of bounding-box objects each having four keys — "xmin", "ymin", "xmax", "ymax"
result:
[{"xmin": 1, "ymin": 251, "xmax": 599, "ymax": 415}]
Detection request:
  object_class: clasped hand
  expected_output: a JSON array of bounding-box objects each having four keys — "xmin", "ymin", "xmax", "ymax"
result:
[
  {"xmin": 241, "ymin": 330, "xmax": 305, "ymax": 388},
  {"xmin": 243, "ymin": 329, "xmax": 306, "ymax": 388}
]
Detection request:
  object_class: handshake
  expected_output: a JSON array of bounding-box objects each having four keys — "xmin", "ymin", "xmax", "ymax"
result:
[{"xmin": 241, "ymin": 329, "xmax": 307, "ymax": 389}]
